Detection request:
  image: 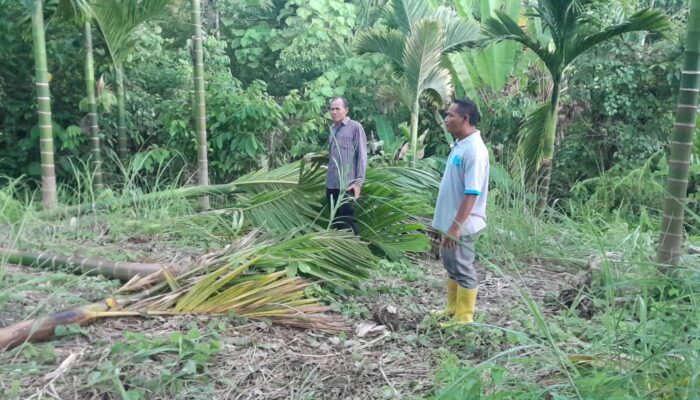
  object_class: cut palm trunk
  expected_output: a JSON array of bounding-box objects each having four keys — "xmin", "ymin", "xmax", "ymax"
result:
[
  {"xmin": 0, "ymin": 258, "xmax": 346, "ymax": 351},
  {"xmin": 0, "ymin": 248, "xmax": 173, "ymax": 281},
  {"xmin": 0, "ymin": 300, "xmax": 113, "ymax": 351},
  {"xmin": 37, "ymin": 157, "xmax": 320, "ymax": 220}
]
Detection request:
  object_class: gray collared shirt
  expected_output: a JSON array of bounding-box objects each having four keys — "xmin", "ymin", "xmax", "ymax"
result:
[
  {"xmin": 326, "ymin": 117, "xmax": 368, "ymax": 189},
  {"xmin": 432, "ymin": 131, "xmax": 489, "ymax": 235}
]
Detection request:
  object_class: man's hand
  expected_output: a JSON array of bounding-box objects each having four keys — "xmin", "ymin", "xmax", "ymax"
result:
[
  {"xmin": 348, "ymin": 184, "xmax": 361, "ymax": 200},
  {"xmin": 442, "ymin": 224, "xmax": 461, "ymax": 249}
]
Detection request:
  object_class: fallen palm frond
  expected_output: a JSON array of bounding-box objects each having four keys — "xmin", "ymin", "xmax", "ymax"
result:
[
  {"xmin": 36, "ymin": 158, "xmax": 320, "ymax": 221},
  {"xmin": 0, "ymin": 247, "xmax": 174, "ymax": 281},
  {"xmin": 0, "ymin": 230, "xmax": 380, "ymax": 350},
  {"xmin": 231, "ymin": 158, "xmax": 327, "ymax": 233},
  {"xmin": 355, "ymin": 166, "xmax": 437, "ymax": 259},
  {"xmin": 0, "ymin": 267, "xmax": 345, "ymax": 351}
]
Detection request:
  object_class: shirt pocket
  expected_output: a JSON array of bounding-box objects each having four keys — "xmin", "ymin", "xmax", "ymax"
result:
[{"xmin": 334, "ymin": 132, "xmax": 355, "ymax": 151}]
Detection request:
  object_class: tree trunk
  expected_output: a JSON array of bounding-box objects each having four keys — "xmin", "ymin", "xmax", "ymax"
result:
[
  {"xmin": 534, "ymin": 79, "xmax": 560, "ymax": 217},
  {"xmin": 409, "ymin": 98, "xmax": 419, "ymax": 168},
  {"xmin": 657, "ymin": 0, "xmax": 700, "ymax": 265},
  {"xmin": 0, "ymin": 301, "xmax": 112, "ymax": 351},
  {"xmin": 192, "ymin": 0, "xmax": 210, "ymax": 210},
  {"xmin": 37, "ymin": 181, "xmax": 242, "ymax": 220},
  {"xmin": 84, "ymin": 21, "xmax": 103, "ymax": 191},
  {"xmin": 0, "ymin": 247, "xmax": 173, "ymax": 281},
  {"xmin": 31, "ymin": 0, "xmax": 57, "ymax": 209},
  {"xmin": 115, "ymin": 63, "xmax": 128, "ymax": 164}
]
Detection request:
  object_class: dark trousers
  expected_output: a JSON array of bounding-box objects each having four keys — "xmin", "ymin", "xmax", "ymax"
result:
[{"xmin": 326, "ymin": 188, "xmax": 359, "ymax": 235}]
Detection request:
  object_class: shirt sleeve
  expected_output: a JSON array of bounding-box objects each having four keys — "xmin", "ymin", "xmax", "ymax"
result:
[
  {"xmin": 354, "ymin": 123, "xmax": 368, "ymax": 186},
  {"xmin": 462, "ymin": 149, "xmax": 487, "ymax": 195}
]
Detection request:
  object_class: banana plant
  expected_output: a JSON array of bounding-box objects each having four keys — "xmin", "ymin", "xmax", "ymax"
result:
[
  {"xmin": 355, "ymin": 0, "xmax": 480, "ymax": 166},
  {"xmin": 91, "ymin": 0, "xmax": 170, "ymax": 165},
  {"xmin": 482, "ymin": 0, "xmax": 671, "ymax": 216},
  {"xmin": 450, "ymin": 0, "xmax": 523, "ymax": 103}
]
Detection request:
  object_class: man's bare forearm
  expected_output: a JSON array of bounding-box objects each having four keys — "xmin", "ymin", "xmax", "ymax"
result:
[{"xmin": 449, "ymin": 194, "xmax": 477, "ymax": 232}]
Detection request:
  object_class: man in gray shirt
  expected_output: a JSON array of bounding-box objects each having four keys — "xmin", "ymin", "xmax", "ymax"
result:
[
  {"xmin": 431, "ymin": 98, "xmax": 489, "ymax": 326},
  {"xmin": 326, "ymin": 96, "xmax": 368, "ymax": 235}
]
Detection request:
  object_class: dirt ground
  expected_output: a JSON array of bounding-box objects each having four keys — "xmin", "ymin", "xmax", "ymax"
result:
[{"xmin": 0, "ymin": 246, "xmax": 581, "ymax": 399}]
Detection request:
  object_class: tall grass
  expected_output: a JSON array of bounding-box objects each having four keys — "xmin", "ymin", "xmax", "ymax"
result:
[{"xmin": 431, "ymin": 174, "xmax": 700, "ymax": 399}]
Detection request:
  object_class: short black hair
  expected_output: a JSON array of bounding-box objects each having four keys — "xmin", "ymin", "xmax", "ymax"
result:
[
  {"xmin": 453, "ymin": 98, "xmax": 479, "ymax": 126},
  {"xmin": 329, "ymin": 96, "xmax": 349, "ymax": 109}
]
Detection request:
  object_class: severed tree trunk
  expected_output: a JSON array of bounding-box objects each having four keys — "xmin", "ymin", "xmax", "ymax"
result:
[
  {"xmin": 657, "ymin": 0, "xmax": 700, "ymax": 265},
  {"xmin": 192, "ymin": 0, "xmax": 210, "ymax": 210},
  {"xmin": 0, "ymin": 301, "xmax": 112, "ymax": 351},
  {"xmin": 37, "ymin": 181, "xmax": 241, "ymax": 220},
  {"xmin": 0, "ymin": 248, "xmax": 172, "ymax": 281},
  {"xmin": 31, "ymin": 0, "xmax": 57, "ymax": 209},
  {"xmin": 84, "ymin": 21, "xmax": 103, "ymax": 191}
]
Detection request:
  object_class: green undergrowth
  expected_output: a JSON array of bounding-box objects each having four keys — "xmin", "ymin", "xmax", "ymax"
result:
[{"xmin": 429, "ymin": 190, "xmax": 700, "ymax": 399}]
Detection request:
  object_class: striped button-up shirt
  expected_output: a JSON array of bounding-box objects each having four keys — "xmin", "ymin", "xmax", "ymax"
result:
[{"xmin": 326, "ymin": 117, "xmax": 368, "ymax": 190}]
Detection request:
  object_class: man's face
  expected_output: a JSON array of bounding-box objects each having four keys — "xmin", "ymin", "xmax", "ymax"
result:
[
  {"xmin": 444, "ymin": 103, "xmax": 467, "ymax": 135},
  {"xmin": 329, "ymin": 99, "xmax": 348, "ymax": 124}
]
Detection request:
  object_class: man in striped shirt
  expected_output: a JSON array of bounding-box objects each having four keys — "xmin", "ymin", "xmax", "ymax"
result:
[{"xmin": 326, "ymin": 96, "xmax": 368, "ymax": 235}]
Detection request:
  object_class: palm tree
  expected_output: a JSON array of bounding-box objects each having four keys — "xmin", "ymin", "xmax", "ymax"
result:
[
  {"xmin": 58, "ymin": 0, "xmax": 104, "ymax": 191},
  {"xmin": 191, "ymin": 0, "xmax": 210, "ymax": 210},
  {"xmin": 355, "ymin": 0, "xmax": 480, "ymax": 166},
  {"xmin": 23, "ymin": 0, "xmax": 58, "ymax": 209},
  {"xmin": 482, "ymin": 0, "xmax": 670, "ymax": 215},
  {"xmin": 92, "ymin": 0, "xmax": 170, "ymax": 164},
  {"xmin": 657, "ymin": 0, "xmax": 700, "ymax": 265}
]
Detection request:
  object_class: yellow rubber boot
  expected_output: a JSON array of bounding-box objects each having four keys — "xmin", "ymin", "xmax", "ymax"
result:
[
  {"xmin": 440, "ymin": 286, "xmax": 477, "ymax": 327},
  {"xmin": 455, "ymin": 286, "xmax": 478, "ymax": 323},
  {"xmin": 430, "ymin": 279, "xmax": 458, "ymax": 318}
]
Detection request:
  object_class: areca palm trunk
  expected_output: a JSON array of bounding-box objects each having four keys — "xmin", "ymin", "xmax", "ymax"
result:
[
  {"xmin": 0, "ymin": 247, "xmax": 172, "ymax": 281},
  {"xmin": 84, "ymin": 21, "xmax": 103, "ymax": 191},
  {"xmin": 115, "ymin": 62, "xmax": 127, "ymax": 164},
  {"xmin": 409, "ymin": 97, "xmax": 419, "ymax": 167},
  {"xmin": 31, "ymin": 0, "xmax": 57, "ymax": 209},
  {"xmin": 657, "ymin": 0, "xmax": 700, "ymax": 265},
  {"xmin": 192, "ymin": 0, "xmax": 210, "ymax": 210},
  {"xmin": 534, "ymin": 78, "xmax": 561, "ymax": 216}
]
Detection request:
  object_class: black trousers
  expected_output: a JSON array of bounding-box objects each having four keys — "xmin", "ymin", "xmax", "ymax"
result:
[{"xmin": 326, "ymin": 188, "xmax": 359, "ymax": 235}]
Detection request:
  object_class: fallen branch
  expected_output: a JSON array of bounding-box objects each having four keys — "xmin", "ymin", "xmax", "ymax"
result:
[
  {"xmin": 36, "ymin": 182, "xmax": 241, "ymax": 220},
  {"xmin": 0, "ymin": 300, "xmax": 114, "ymax": 351},
  {"xmin": 0, "ymin": 248, "xmax": 173, "ymax": 281}
]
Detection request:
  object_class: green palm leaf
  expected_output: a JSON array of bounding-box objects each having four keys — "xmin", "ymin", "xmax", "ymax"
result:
[
  {"xmin": 516, "ymin": 101, "xmax": 552, "ymax": 173},
  {"xmin": 56, "ymin": 0, "xmax": 92, "ymax": 25},
  {"xmin": 354, "ymin": 28, "xmax": 405, "ymax": 71},
  {"xmin": 387, "ymin": 0, "xmax": 432, "ymax": 34},
  {"xmin": 567, "ymin": 8, "xmax": 671, "ymax": 64},
  {"xmin": 404, "ymin": 20, "xmax": 451, "ymax": 101},
  {"xmin": 92, "ymin": 0, "xmax": 170, "ymax": 64},
  {"xmin": 433, "ymin": 6, "xmax": 481, "ymax": 53},
  {"xmin": 482, "ymin": 10, "xmax": 558, "ymax": 75}
]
